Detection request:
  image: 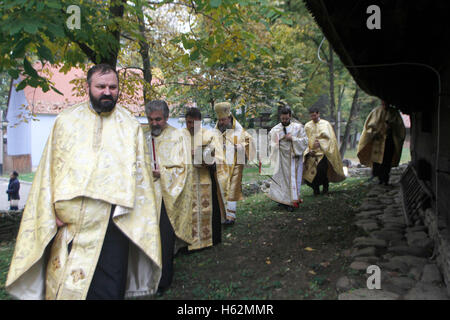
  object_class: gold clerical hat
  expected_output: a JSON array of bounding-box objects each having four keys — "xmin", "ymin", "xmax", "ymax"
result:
[{"xmin": 214, "ymin": 102, "xmax": 232, "ymax": 119}]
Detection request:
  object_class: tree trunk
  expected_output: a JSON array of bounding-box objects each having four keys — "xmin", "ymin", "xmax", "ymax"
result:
[
  {"xmin": 74, "ymin": 0, "xmax": 126, "ymax": 67},
  {"xmin": 136, "ymin": 0, "xmax": 152, "ymax": 106},
  {"xmin": 337, "ymin": 84, "xmax": 345, "ymax": 146},
  {"xmin": 328, "ymin": 45, "xmax": 336, "ymax": 129},
  {"xmin": 340, "ymin": 86, "xmax": 360, "ymax": 158},
  {"xmin": 105, "ymin": 0, "xmax": 127, "ymax": 68},
  {"xmin": 351, "ymin": 130, "xmax": 358, "ymax": 149}
]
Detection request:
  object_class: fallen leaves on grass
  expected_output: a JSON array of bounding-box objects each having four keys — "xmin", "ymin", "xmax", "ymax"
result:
[{"xmin": 304, "ymin": 247, "xmax": 315, "ymax": 252}]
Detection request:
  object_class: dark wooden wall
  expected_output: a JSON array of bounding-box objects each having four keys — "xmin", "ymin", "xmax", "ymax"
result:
[{"xmin": 410, "ymin": 68, "xmax": 450, "ymax": 228}]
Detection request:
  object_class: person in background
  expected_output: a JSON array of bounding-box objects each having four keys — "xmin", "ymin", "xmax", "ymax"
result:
[
  {"xmin": 357, "ymin": 101, "xmax": 406, "ymax": 185},
  {"xmin": 144, "ymin": 100, "xmax": 193, "ymax": 296},
  {"xmin": 6, "ymin": 171, "xmax": 20, "ymax": 210},
  {"xmin": 266, "ymin": 107, "xmax": 308, "ymax": 211},
  {"xmin": 185, "ymin": 107, "xmax": 227, "ymax": 251},
  {"xmin": 303, "ymin": 107, "xmax": 346, "ymax": 195},
  {"xmin": 213, "ymin": 102, "xmax": 255, "ymax": 225}
]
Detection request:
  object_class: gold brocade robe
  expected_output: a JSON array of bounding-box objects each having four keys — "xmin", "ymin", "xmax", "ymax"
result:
[
  {"xmin": 144, "ymin": 125, "xmax": 193, "ymax": 245},
  {"xmin": 303, "ymin": 119, "xmax": 346, "ymax": 183},
  {"xmin": 187, "ymin": 128, "xmax": 227, "ymax": 250},
  {"xmin": 6, "ymin": 102, "xmax": 162, "ymax": 300},
  {"xmin": 266, "ymin": 122, "xmax": 309, "ymax": 206},
  {"xmin": 214, "ymin": 117, "xmax": 254, "ymax": 202},
  {"xmin": 357, "ymin": 106, "xmax": 406, "ymax": 167}
]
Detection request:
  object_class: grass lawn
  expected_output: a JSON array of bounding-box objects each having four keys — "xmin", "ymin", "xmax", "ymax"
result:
[
  {"xmin": 242, "ymin": 166, "xmax": 268, "ymax": 184},
  {"xmin": 2, "ymin": 172, "xmax": 35, "ymax": 183}
]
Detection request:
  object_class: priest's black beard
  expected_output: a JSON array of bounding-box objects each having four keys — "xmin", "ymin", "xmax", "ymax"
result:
[
  {"xmin": 282, "ymin": 120, "xmax": 290, "ymax": 127},
  {"xmin": 90, "ymin": 92, "xmax": 117, "ymax": 114},
  {"xmin": 218, "ymin": 122, "xmax": 233, "ymax": 133},
  {"xmin": 151, "ymin": 126, "xmax": 162, "ymax": 136}
]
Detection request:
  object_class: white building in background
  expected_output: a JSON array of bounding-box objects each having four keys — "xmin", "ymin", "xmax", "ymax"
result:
[
  {"xmin": 26, "ymin": 114, "xmax": 192, "ymax": 170},
  {"xmin": 5, "ymin": 63, "xmax": 207, "ymax": 172}
]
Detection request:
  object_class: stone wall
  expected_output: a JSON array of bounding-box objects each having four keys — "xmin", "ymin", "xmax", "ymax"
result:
[
  {"xmin": 337, "ymin": 167, "xmax": 449, "ymax": 300},
  {"xmin": 423, "ymin": 207, "xmax": 450, "ymax": 296}
]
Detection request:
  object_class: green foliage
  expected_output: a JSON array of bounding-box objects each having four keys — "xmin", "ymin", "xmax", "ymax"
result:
[
  {"xmin": 151, "ymin": 1, "xmax": 310, "ymax": 122},
  {"xmin": 0, "ymin": 0, "xmax": 136, "ymax": 93},
  {"xmin": 1, "ymin": 0, "xmax": 380, "ymax": 129}
]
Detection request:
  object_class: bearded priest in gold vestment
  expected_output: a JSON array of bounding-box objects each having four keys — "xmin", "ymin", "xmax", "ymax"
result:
[
  {"xmin": 303, "ymin": 107, "xmax": 346, "ymax": 195},
  {"xmin": 266, "ymin": 107, "xmax": 308, "ymax": 211},
  {"xmin": 184, "ymin": 108, "xmax": 227, "ymax": 251},
  {"xmin": 6, "ymin": 64, "xmax": 162, "ymax": 300},
  {"xmin": 144, "ymin": 100, "xmax": 193, "ymax": 295},
  {"xmin": 214, "ymin": 102, "xmax": 254, "ymax": 225},
  {"xmin": 357, "ymin": 101, "xmax": 406, "ymax": 185}
]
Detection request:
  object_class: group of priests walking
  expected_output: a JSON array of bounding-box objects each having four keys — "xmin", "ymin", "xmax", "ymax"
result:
[
  {"xmin": 5, "ymin": 64, "xmax": 405, "ymax": 300},
  {"xmin": 266, "ymin": 103, "xmax": 405, "ymax": 211}
]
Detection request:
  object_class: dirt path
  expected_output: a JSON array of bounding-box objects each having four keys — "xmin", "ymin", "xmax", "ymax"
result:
[{"xmin": 156, "ymin": 177, "xmax": 368, "ymax": 300}]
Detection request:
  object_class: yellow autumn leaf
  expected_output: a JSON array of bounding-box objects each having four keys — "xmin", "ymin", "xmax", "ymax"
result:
[
  {"xmin": 304, "ymin": 247, "xmax": 315, "ymax": 252},
  {"xmin": 308, "ymin": 270, "xmax": 316, "ymax": 275}
]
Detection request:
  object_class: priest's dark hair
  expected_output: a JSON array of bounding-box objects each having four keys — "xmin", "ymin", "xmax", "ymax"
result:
[
  {"xmin": 87, "ymin": 64, "xmax": 119, "ymax": 85},
  {"xmin": 280, "ymin": 106, "xmax": 292, "ymax": 116},
  {"xmin": 145, "ymin": 100, "xmax": 170, "ymax": 119},
  {"xmin": 185, "ymin": 107, "xmax": 202, "ymax": 120},
  {"xmin": 308, "ymin": 106, "xmax": 320, "ymax": 114}
]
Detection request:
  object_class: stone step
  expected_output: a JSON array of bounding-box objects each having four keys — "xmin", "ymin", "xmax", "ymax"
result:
[
  {"xmin": 359, "ymin": 204, "xmax": 386, "ymax": 211},
  {"xmin": 387, "ymin": 246, "xmax": 430, "ymax": 258},
  {"xmin": 354, "ymin": 256, "xmax": 379, "ymax": 264},
  {"xmin": 404, "ymin": 282, "xmax": 450, "ymax": 300},
  {"xmin": 390, "ymin": 255, "xmax": 428, "ymax": 269},
  {"xmin": 421, "ymin": 264, "xmax": 443, "ymax": 284},
  {"xmin": 336, "ymin": 276, "xmax": 358, "ymax": 292},
  {"xmin": 379, "ymin": 260, "xmax": 409, "ymax": 274},
  {"xmin": 380, "ymin": 216, "xmax": 405, "ymax": 225},
  {"xmin": 355, "ymin": 219, "xmax": 378, "ymax": 226},
  {"xmin": 338, "ymin": 288, "xmax": 400, "ymax": 300},
  {"xmin": 353, "ymin": 237, "xmax": 387, "ymax": 248},
  {"xmin": 406, "ymin": 232, "xmax": 433, "ymax": 249},
  {"xmin": 382, "ymin": 226, "xmax": 406, "ymax": 234},
  {"xmin": 406, "ymin": 226, "xmax": 428, "ymax": 233},
  {"xmin": 351, "ymin": 247, "xmax": 378, "ymax": 258},
  {"xmin": 356, "ymin": 211, "xmax": 383, "ymax": 219},
  {"xmin": 350, "ymin": 261, "xmax": 371, "ymax": 271},
  {"xmin": 371, "ymin": 230, "xmax": 404, "ymax": 242},
  {"xmin": 388, "ymin": 276, "xmax": 416, "ymax": 290}
]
